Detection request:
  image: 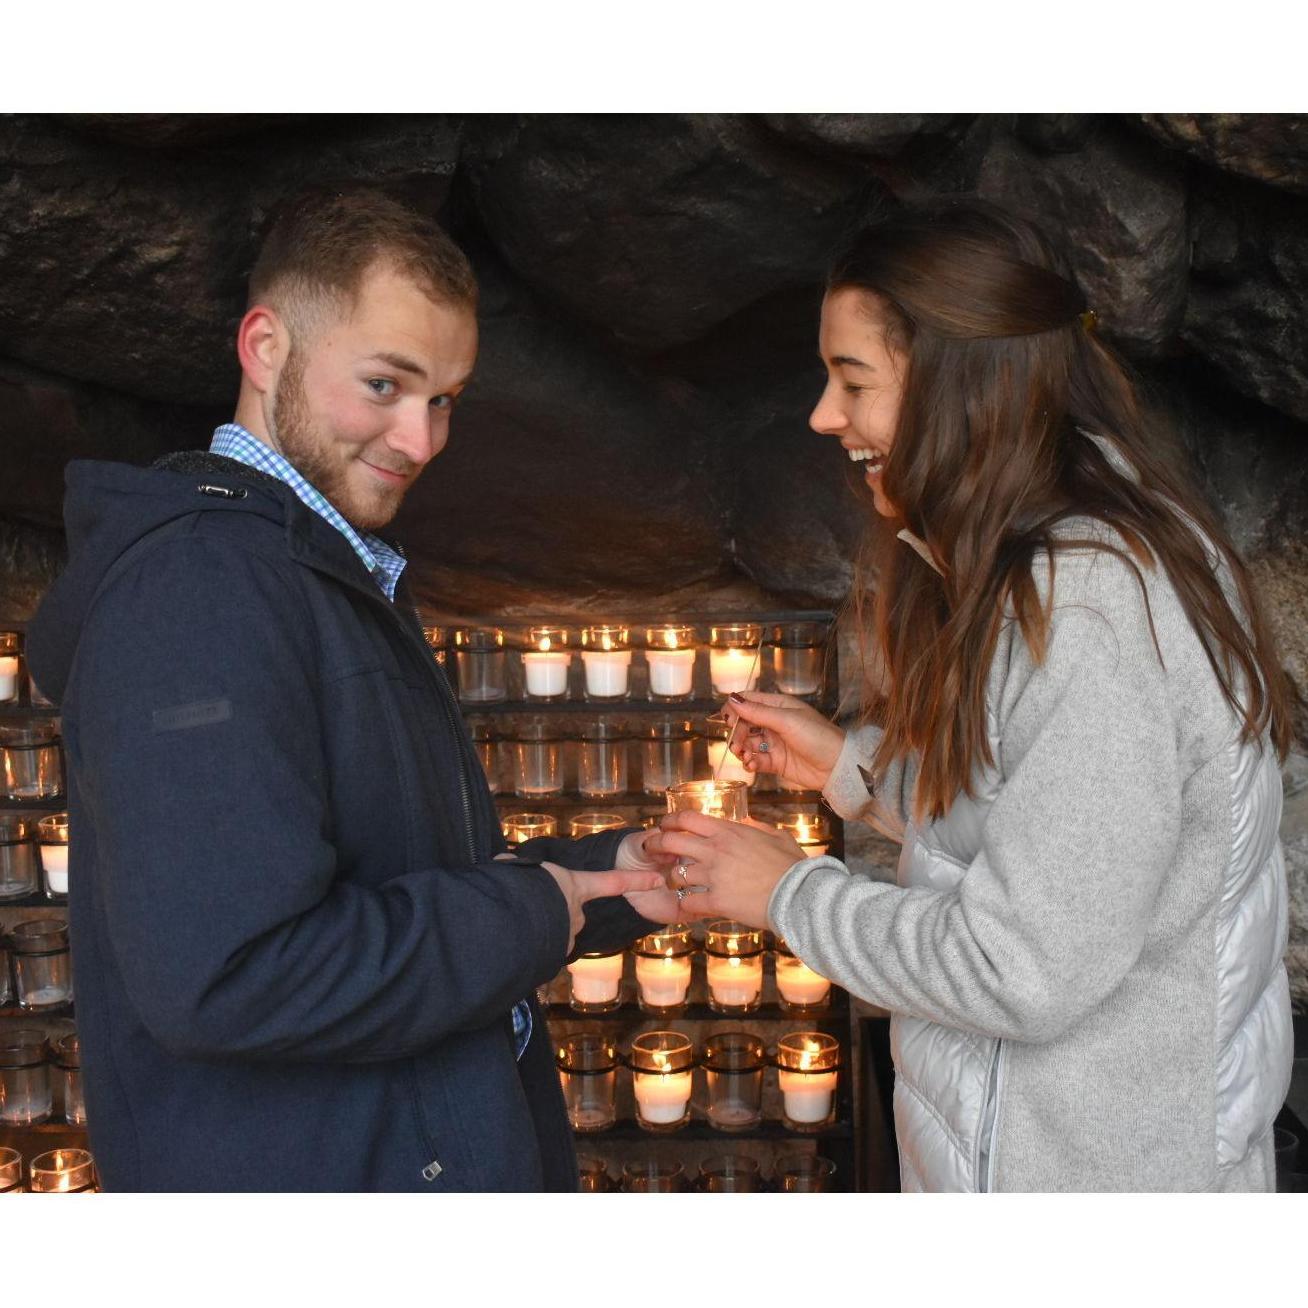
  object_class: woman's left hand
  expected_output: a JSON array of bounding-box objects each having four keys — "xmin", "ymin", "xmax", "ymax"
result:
[{"xmin": 639, "ymin": 814, "xmax": 809, "ymax": 930}]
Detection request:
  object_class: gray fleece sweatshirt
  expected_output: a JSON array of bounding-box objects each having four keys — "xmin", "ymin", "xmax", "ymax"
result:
[{"xmin": 767, "ymin": 520, "xmax": 1292, "ymax": 1191}]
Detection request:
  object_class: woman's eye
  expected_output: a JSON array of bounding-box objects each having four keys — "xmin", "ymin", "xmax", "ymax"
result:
[
  {"xmin": 431, "ymin": 394, "xmax": 455, "ymax": 412},
  {"xmin": 366, "ymin": 378, "xmax": 397, "ymax": 397},
  {"xmin": 844, "ymin": 384, "xmax": 866, "ymax": 395}
]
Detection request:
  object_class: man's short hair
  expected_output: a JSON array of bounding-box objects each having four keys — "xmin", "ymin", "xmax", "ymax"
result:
[{"xmin": 248, "ymin": 186, "xmax": 478, "ymax": 329}]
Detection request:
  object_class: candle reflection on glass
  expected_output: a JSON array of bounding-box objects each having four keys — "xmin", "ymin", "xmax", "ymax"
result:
[{"xmin": 644, "ymin": 625, "xmax": 696, "ymax": 700}]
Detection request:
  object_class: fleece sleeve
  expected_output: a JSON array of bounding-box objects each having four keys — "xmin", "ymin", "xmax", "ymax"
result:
[
  {"xmin": 770, "ymin": 564, "xmax": 1183, "ymax": 1044},
  {"xmin": 66, "ymin": 536, "xmax": 571, "ymax": 1064}
]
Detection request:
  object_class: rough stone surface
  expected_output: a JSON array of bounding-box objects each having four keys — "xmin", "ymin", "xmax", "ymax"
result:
[
  {"xmin": 1136, "ymin": 113, "xmax": 1308, "ymax": 195},
  {"xmin": 464, "ymin": 114, "xmax": 886, "ymax": 351},
  {"xmin": 978, "ymin": 123, "xmax": 1189, "ymax": 356},
  {"xmin": 760, "ymin": 113, "xmax": 972, "ymax": 159},
  {"xmin": 1249, "ymin": 541, "xmax": 1308, "ymax": 749},
  {"xmin": 1184, "ymin": 171, "xmax": 1308, "ymax": 425},
  {"xmin": 56, "ymin": 113, "xmax": 304, "ymax": 149},
  {"xmin": 1281, "ymin": 753, "xmax": 1308, "ymax": 1012}
]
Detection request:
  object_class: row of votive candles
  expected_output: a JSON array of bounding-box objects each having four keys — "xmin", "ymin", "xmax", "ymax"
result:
[
  {"xmin": 427, "ymin": 622, "xmax": 828, "ymax": 704},
  {"xmin": 558, "ymin": 1030, "xmax": 841, "ymax": 1134},
  {"xmin": 561, "ymin": 921, "xmax": 832, "ymax": 1015},
  {"xmin": 0, "ymin": 812, "xmax": 70, "ymax": 900},
  {"xmin": 0, "ymin": 722, "xmax": 63, "ymax": 802},
  {"xmin": 0, "ymin": 632, "xmax": 55, "ymax": 707},
  {"xmin": 0, "ymin": 1029, "xmax": 82, "ymax": 1126},
  {"xmin": 503, "ymin": 811, "xmax": 828, "ymax": 858},
  {"xmin": 474, "ymin": 716, "xmax": 808, "ymax": 797},
  {"xmin": 1, "ymin": 920, "xmax": 73, "ymax": 1011},
  {"xmin": 579, "ymin": 1152, "xmax": 836, "ymax": 1193},
  {"xmin": 0, "ymin": 1147, "xmax": 96, "ymax": 1193}
]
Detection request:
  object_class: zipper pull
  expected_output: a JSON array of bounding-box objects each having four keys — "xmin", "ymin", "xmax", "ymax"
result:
[
  {"xmin": 421, "ymin": 1159, "xmax": 443, "ymax": 1182},
  {"xmin": 197, "ymin": 484, "xmax": 248, "ymax": 500}
]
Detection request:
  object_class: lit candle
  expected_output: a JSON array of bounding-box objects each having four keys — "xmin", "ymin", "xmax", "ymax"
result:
[
  {"xmin": 28, "ymin": 1147, "xmax": 98, "ymax": 1193},
  {"xmin": 501, "ymin": 813, "xmax": 557, "ymax": 845},
  {"xmin": 704, "ymin": 920, "xmax": 764, "ymax": 1012},
  {"xmin": 706, "ymin": 735, "xmax": 755, "ymax": 787},
  {"xmin": 644, "ymin": 625, "xmax": 696, "ymax": 699},
  {"xmin": 776, "ymin": 813, "xmax": 830, "ymax": 857},
  {"xmin": 665, "ymin": 778, "xmax": 749, "ymax": 821},
  {"xmin": 708, "ymin": 624, "xmax": 762, "ymax": 695},
  {"xmin": 774, "ymin": 939, "xmax": 832, "ymax": 1009},
  {"xmin": 634, "ymin": 926, "xmax": 695, "ymax": 1010},
  {"xmin": 629, "ymin": 1032, "xmax": 695, "ymax": 1130},
  {"xmin": 38, "ymin": 813, "xmax": 70, "ymax": 897},
  {"xmin": 568, "ymin": 812, "xmax": 626, "ymax": 838},
  {"xmin": 522, "ymin": 627, "xmax": 570, "ymax": 699},
  {"xmin": 581, "ymin": 626, "xmax": 632, "ymax": 699},
  {"xmin": 776, "ymin": 1033, "xmax": 840, "ymax": 1127},
  {"xmin": 567, "ymin": 951, "xmax": 624, "ymax": 1008},
  {"xmin": 0, "ymin": 655, "xmax": 18, "ymax": 702}
]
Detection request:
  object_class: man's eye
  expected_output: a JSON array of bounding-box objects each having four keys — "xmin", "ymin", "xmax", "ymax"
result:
[{"xmin": 367, "ymin": 378, "xmax": 397, "ymax": 397}]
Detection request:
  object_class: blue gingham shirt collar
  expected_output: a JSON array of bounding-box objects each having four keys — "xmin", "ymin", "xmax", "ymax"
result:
[{"xmin": 209, "ymin": 423, "xmax": 407, "ymax": 602}]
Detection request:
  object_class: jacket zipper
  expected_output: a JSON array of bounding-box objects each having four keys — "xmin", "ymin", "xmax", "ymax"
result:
[{"xmin": 978, "ymin": 1040, "xmax": 1005, "ymax": 1192}]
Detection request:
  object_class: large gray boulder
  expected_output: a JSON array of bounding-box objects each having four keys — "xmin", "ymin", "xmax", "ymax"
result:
[{"xmin": 1136, "ymin": 113, "xmax": 1308, "ymax": 195}]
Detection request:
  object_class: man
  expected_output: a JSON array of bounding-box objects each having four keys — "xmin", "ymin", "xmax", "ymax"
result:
[{"xmin": 26, "ymin": 187, "xmax": 675, "ymax": 1191}]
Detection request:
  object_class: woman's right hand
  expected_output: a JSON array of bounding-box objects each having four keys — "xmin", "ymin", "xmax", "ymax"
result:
[{"xmin": 723, "ymin": 691, "xmax": 845, "ymax": 793}]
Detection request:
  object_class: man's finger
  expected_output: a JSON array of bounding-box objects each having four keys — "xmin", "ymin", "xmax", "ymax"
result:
[{"xmin": 572, "ymin": 869, "xmax": 666, "ymax": 904}]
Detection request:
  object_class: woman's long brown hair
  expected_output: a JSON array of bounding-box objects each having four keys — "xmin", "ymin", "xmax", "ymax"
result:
[{"xmin": 833, "ymin": 197, "xmax": 1293, "ymax": 822}]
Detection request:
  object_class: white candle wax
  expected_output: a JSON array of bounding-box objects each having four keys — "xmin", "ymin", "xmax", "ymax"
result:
[
  {"xmin": 775, "ymin": 957, "xmax": 831, "ymax": 1007},
  {"xmin": 581, "ymin": 650, "xmax": 632, "ymax": 698},
  {"xmin": 633, "ymin": 1070, "xmax": 693, "ymax": 1125},
  {"xmin": 41, "ymin": 843, "xmax": 69, "ymax": 896},
  {"xmin": 567, "ymin": 953, "xmax": 623, "ymax": 1005},
  {"xmin": 709, "ymin": 647, "xmax": 759, "ymax": 695},
  {"xmin": 522, "ymin": 651, "xmax": 569, "ymax": 697},
  {"xmin": 778, "ymin": 1069, "xmax": 838, "ymax": 1124},
  {"xmin": 635, "ymin": 953, "xmax": 692, "ymax": 1007},
  {"xmin": 646, "ymin": 648, "xmax": 695, "ymax": 697},
  {"xmin": 705, "ymin": 954, "xmax": 762, "ymax": 1007},
  {"xmin": 0, "ymin": 656, "xmax": 18, "ymax": 701},
  {"xmin": 706, "ymin": 739, "xmax": 755, "ymax": 787}
]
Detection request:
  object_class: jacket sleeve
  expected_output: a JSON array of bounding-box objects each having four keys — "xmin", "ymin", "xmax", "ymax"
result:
[
  {"xmin": 770, "ymin": 561, "xmax": 1183, "ymax": 1045},
  {"xmin": 65, "ymin": 537, "xmax": 571, "ymax": 1064},
  {"xmin": 505, "ymin": 827, "xmax": 661, "ymax": 957},
  {"xmin": 822, "ymin": 723, "xmax": 919, "ymax": 842}
]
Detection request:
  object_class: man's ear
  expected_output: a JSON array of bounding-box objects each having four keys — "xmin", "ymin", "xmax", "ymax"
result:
[{"xmin": 236, "ymin": 304, "xmax": 288, "ymax": 394}]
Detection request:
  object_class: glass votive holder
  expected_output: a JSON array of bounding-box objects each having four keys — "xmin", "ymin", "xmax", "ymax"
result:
[
  {"xmin": 665, "ymin": 778, "xmax": 749, "ymax": 821},
  {"xmin": 705, "ymin": 720, "xmax": 756, "ymax": 787},
  {"xmin": 703, "ymin": 920, "xmax": 765, "ymax": 1014},
  {"xmin": 8, "ymin": 919, "xmax": 73, "ymax": 1010},
  {"xmin": 622, "ymin": 1160, "xmax": 686, "ymax": 1193},
  {"xmin": 421, "ymin": 625, "xmax": 448, "ymax": 667},
  {"xmin": 699, "ymin": 1154, "xmax": 763, "ymax": 1193},
  {"xmin": 702, "ymin": 1032, "xmax": 767, "ymax": 1131},
  {"xmin": 642, "ymin": 718, "xmax": 696, "ymax": 795},
  {"xmin": 556, "ymin": 1033, "xmax": 619, "ymax": 1133},
  {"xmin": 577, "ymin": 1154, "xmax": 614, "ymax": 1192},
  {"xmin": 0, "ymin": 631, "xmax": 20, "ymax": 705},
  {"xmin": 0, "ymin": 944, "xmax": 12, "ymax": 1006},
  {"xmin": 50, "ymin": 1032, "xmax": 84, "ymax": 1126},
  {"xmin": 1, "ymin": 722, "xmax": 64, "ymax": 801},
  {"xmin": 643, "ymin": 625, "xmax": 696, "ymax": 701},
  {"xmin": 511, "ymin": 718, "xmax": 565, "ymax": 797},
  {"xmin": 769, "ymin": 622, "xmax": 827, "ymax": 697},
  {"xmin": 708, "ymin": 623, "xmax": 763, "ymax": 695},
  {"xmin": 467, "ymin": 717, "xmax": 504, "ymax": 795},
  {"xmin": 776, "ymin": 1032, "xmax": 840, "ymax": 1131},
  {"xmin": 521, "ymin": 627, "xmax": 571, "ymax": 701},
  {"xmin": 0, "ymin": 1146, "xmax": 22, "ymax": 1193},
  {"xmin": 29, "ymin": 1148, "xmax": 98, "ymax": 1193},
  {"xmin": 633, "ymin": 925, "xmax": 696, "ymax": 1013},
  {"xmin": 38, "ymin": 813, "xmax": 70, "ymax": 900},
  {"xmin": 773, "ymin": 939, "xmax": 833, "ymax": 1012},
  {"xmin": 0, "ymin": 1027, "xmax": 52, "ymax": 1125},
  {"xmin": 567, "ymin": 950, "xmax": 624, "ymax": 1013},
  {"xmin": 776, "ymin": 812, "xmax": 830, "ymax": 858},
  {"xmin": 453, "ymin": 627, "xmax": 507, "ymax": 704},
  {"xmin": 580, "ymin": 626, "xmax": 632, "ymax": 701},
  {"xmin": 568, "ymin": 812, "xmax": 626, "ymax": 838},
  {"xmin": 629, "ymin": 1031, "xmax": 696, "ymax": 1132},
  {"xmin": 501, "ymin": 813, "xmax": 557, "ymax": 846},
  {"xmin": 776, "ymin": 1154, "xmax": 837, "ymax": 1192},
  {"xmin": 578, "ymin": 721, "xmax": 628, "ymax": 798},
  {"xmin": 0, "ymin": 814, "xmax": 41, "ymax": 901}
]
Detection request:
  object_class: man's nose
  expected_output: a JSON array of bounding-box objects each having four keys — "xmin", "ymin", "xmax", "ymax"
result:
[{"xmin": 385, "ymin": 406, "xmax": 439, "ymax": 468}]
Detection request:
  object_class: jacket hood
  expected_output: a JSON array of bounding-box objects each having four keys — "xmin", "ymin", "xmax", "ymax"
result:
[{"xmin": 26, "ymin": 454, "xmax": 296, "ymax": 704}]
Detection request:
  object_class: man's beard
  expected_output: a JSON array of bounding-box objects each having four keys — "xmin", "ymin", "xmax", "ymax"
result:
[{"xmin": 270, "ymin": 350, "xmax": 405, "ymax": 533}]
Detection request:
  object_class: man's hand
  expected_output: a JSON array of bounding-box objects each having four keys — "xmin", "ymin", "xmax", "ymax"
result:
[{"xmin": 540, "ymin": 862, "xmax": 664, "ymax": 954}]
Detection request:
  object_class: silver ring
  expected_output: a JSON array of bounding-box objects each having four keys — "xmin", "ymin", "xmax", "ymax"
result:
[
  {"xmin": 755, "ymin": 738, "xmax": 770, "ymax": 754},
  {"xmin": 675, "ymin": 862, "xmax": 691, "ymax": 883}
]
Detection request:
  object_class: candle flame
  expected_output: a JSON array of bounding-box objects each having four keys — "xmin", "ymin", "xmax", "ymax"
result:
[
  {"xmin": 601, "ymin": 634, "xmax": 613, "ymax": 651},
  {"xmin": 539, "ymin": 635, "xmax": 552, "ymax": 652}
]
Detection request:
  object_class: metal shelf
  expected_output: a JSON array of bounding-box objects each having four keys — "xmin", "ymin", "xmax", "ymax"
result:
[
  {"xmin": 0, "ymin": 1002, "xmax": 74, "ymax": 1020},
  {"xmin": 0, "ymin": 892, "xmax": 66, "ymax": 909},
  {"xmin": 578, "ymin": 1118, "xmax": 854, "ymax": 1142}
]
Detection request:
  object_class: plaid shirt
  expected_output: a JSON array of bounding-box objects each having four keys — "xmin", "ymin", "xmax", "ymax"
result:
[{"xmin": 209, "ymin": 423, "xmax": 533, "ymax": 1059}]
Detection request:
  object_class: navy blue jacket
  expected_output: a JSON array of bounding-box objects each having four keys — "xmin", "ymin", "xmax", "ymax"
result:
[{"xmin": 26, "ymin": 452, "xmax": 653, "ymax": 1191}]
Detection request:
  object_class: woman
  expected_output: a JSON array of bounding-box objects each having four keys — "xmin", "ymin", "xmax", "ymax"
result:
[{"xmin": 644, "ymin": 197, "xmax": 1295, "ymax": 1192}]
